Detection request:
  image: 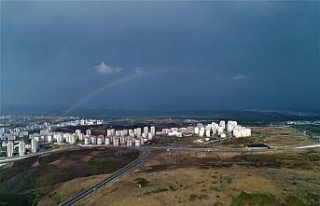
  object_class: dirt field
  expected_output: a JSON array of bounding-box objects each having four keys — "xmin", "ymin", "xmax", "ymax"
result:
[
  {"xmin": 217, "ymin": 126, "xmax": 315, "ymax": 148},
  {"xmin": 150, "ymin": 126, "xmax": 315, "ymax": 149},
  {"xmin": 76, "ymin": 149, "xmax": 320, "ymax": 206},
  {"xmin": 251, "ymin": 126, "xmax": 314, "ymax": 146}
]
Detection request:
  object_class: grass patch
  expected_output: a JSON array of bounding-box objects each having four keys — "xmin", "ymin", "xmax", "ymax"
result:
[
  {"xmin": 293, "ymin": 125, "xmax": 320, "ymax": 135},
  {"xmin": 0, "ymin": 148, "xmax": 139, "ymax": 205},
  {"xmin": 231, "ymin": 191, "xmax": 275, "ymax": 206},
  {"xmin": 0, "ymin": 193, "xmax": 35, "ymax": 206},
  {"xmin": 285, "ymin": 196, "xmax": 306, "ymax": 206},
  {"xmin": 189, "ymin": 194, "xmax": 198, "ymax": 201},
  {"xmin": 188, "ymin": 193, "xmax": 208, "ymax": 201}
]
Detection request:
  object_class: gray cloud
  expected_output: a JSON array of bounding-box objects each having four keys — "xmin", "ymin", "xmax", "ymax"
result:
[
  {"xmin": 212, "ymin": 73, "xmax": 250, "ymax": 81},
  {"xmin": 94, "ymin": 62, "xmax": 123, "ymax": 75},
  {"xmin": 135, "ymin": 67, "xmax": 144, "ymax": 74},
  {"xmin": 231, "ymin": 73, "xmax": 250, "ymax": 80}
]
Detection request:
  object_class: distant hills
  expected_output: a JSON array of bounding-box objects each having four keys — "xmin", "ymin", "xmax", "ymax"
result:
[{"xmin": 1, "ymin": 106, "xmax": 319, "ymax": 124}]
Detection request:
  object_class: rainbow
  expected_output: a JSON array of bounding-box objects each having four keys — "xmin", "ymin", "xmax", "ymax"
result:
[
  {"xmin": 65, "ymin": 69, "xmax": 163, "ymax": 113},
  {"xmin": 64, "ymin": 67, "xmax": 219, "ymax": 113}
]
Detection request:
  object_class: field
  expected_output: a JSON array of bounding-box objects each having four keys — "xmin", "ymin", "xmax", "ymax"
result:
[
  {"xmin": 0, "ymin": 148, "xmax": 140, "ymax": 206},
  {"xmin": 250, "ymin": 126, "xmax": 315, "ymax": 146},
  {"xmin": 292, "ymin": 125, "xmax": 320, "ymax": 136},
  {"xmin": 149, "ymin": 126, "xmax": 315, "ymax": 149},
  {"xmin": 76, "ymin": 148, "xmax": 320, "ymax": 206},
  {"xmin": 216, "ymin": 126, "xmax": 315, "ymax": 148}
]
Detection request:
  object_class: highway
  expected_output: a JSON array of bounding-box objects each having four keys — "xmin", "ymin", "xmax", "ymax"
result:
[
  {"xmin": 3, "ymin": 142, "xmax": 320, "ymax": 164},
  {"xmin": 143, "ymin": 145, "xmax": 269, "ymax": 152},
  {"xmin": 0, "ymin": 154, "xmax": 38, "ymax": 164},
  {"xmin": 0, "ymin": 145, "xmax": 250, "ymax": 164},
  {"xmin": 0, "ymin": 146, "xmax": 82, "ymax": 164},
  {"xmin": 58, "ymin": 148, "xmax": 150, "ymax": 206}
]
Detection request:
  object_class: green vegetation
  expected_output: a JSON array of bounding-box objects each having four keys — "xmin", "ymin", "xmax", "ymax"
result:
[
  {"xmin": 293, "ymin": 125, "xmax": 320, "ymax": 135},
  {"xmin": 221, "ymin": 137, "xmax": 254, "ymax": 147},
  {"xmin": 285, "ymin": 196, "xmax": 306, "ymax": 206},
  {"xmin": 231, "ymin": 191, "xmax": 275, "ymax": 206},
  {"xmin": 188, "ymin": 193, "xmax": 208, "ymax": 201},
  {"xmin": 0, "ymin": 148, "xmax": 139, "ymax": 206},
  {"xmin": 147, "ymin": 149, "xmax": 320, "ymax": 173},
  {"xmin": 135, "ymin": 178, "xmax": 149, "ymax": 187},
  {"xmin": 0, "ymin": 193, "xmax": 35, "ymax": 206},
  {"xmin": 224, "ymin": 152, "xmax": 319, "ymax": 170},
  {"xmin": 189, "ymin": 194, "xmax": 198, "ymax": 201}
]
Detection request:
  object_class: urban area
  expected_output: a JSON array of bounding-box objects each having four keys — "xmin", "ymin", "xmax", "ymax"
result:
[{"xmin": 0, "ymin": 116, "xmax": 251, "ymax": 158}]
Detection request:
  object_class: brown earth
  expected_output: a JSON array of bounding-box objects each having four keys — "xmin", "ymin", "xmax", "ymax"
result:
[
  {"xmin": 76, "ymin": 149, "xmax": 320, "ymax": 206},
  {"xmin": 2, "ymin": 162, "xmax": 14, "ymax": 169},
  {"xmin": 38, "ymin": 174, "xmax": 108, "ymax": 206},
  {"xmin": 80, "ymin": 155, "xmax": 93, "ymax": 163},
  {"xmin": 31, "ymin": 160, "xmax": 40, "ymax": 167}
]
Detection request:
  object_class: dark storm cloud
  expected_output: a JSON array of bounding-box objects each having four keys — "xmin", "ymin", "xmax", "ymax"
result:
[{"xmin": 1, "ymin": 1, "xmax": 319, "ymax": 112}]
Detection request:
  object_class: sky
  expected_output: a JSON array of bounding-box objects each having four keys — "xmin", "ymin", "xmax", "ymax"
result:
[{"xmin": 1, "ymin": 1, "xmax": 319, "ymax": 113}]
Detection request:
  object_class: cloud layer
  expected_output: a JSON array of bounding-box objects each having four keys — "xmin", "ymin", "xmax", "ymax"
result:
[{"xmin": 94, "ymin": 62, "xmax": 123, "ymax": 75}]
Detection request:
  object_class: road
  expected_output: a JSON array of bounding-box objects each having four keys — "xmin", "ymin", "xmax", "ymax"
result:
[
  {"xmin": 58, "ymin": 148, "xmax": 150, "ymax": 206},
  {"xmin": 2, "ymin": 142, "xmax": 320, "ymax": 164},
  {"xmin": 0, "ymin": 146, "xmax": 80, "ymax": 164},
  {"xmin": 0, "ymin": 145, "xmax": 253, "ymax": 164},
  {"xmin": 0, "ymin": 153, "xmax": 38, "ymax": 164}
]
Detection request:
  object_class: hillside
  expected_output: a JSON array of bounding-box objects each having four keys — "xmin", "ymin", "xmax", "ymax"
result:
[
  {"xmin": 0, "ymin": 148, "xmax": 140, "ymax": 206},
  {"xmin": 76, "ymin": 149, "xmax": 320, "ymax": 206}
]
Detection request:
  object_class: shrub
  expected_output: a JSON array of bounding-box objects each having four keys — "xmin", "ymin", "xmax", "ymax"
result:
[
  {"xmin": 189, "ymin": 194, "xmax": 197, "ymax": 201},
  {"xmin": 285, "ymin": 196, "xmax": 305, "ymax": 206},
  {"xmin": 135, "ymin": 178, "xmax": 149, "ymax": 187}
]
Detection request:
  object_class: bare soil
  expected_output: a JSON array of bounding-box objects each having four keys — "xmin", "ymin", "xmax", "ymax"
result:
[{"xmin": 76, "ymin": 149, "xmax": 320, "ymax": 206}]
